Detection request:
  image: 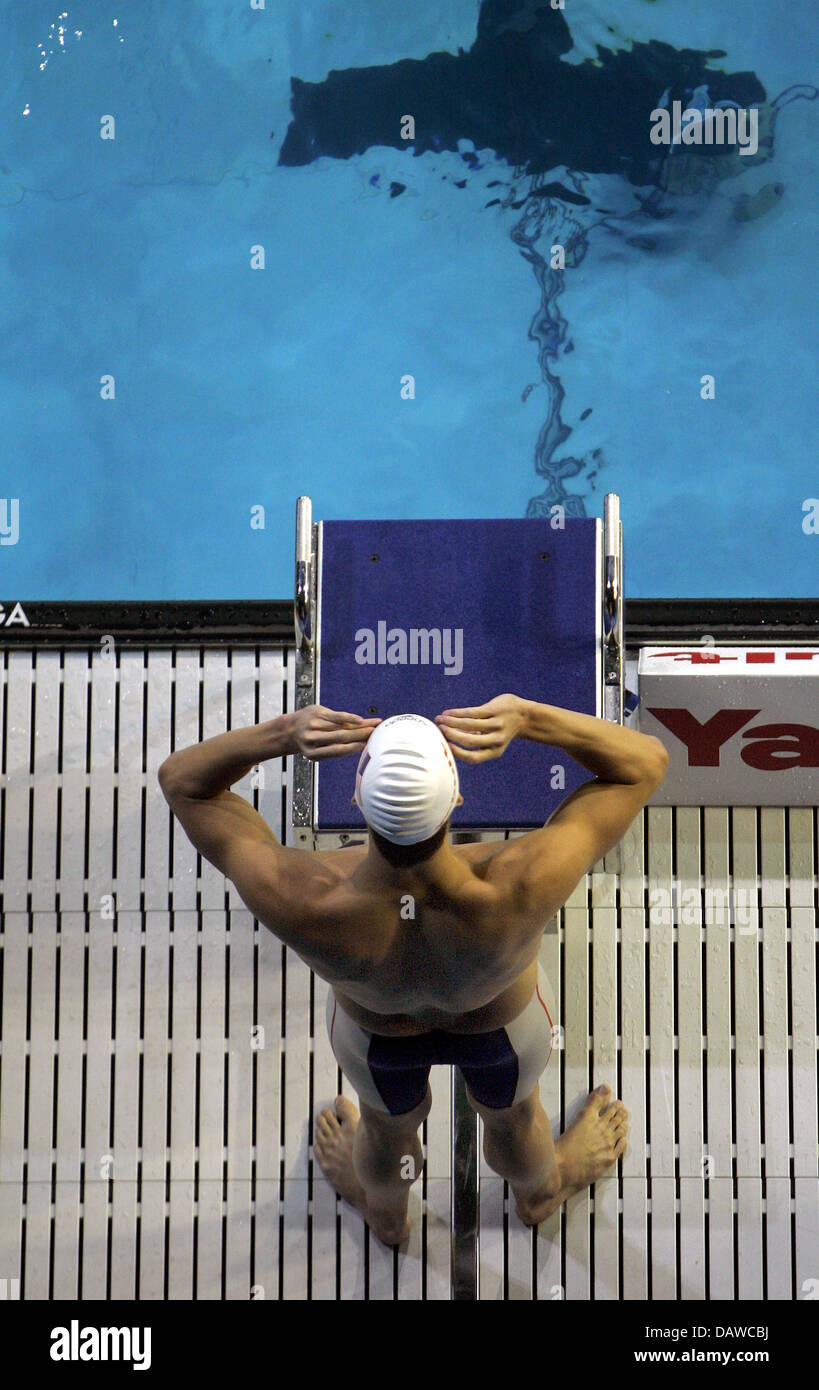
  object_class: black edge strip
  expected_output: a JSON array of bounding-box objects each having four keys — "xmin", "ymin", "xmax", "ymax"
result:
[{"xmin": 2, "ymin": 598, "xmax": 819, "ymax": 648}]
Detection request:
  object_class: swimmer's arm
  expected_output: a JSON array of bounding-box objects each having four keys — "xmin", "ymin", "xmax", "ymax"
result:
[
  {"xmin": 160, "ymin": 783, "xmax": 285, "ymax": 870},
  {"xmin": 158, "ymin": 715, "xmax": 297, "ymax": 801},
  {"xmin": 486, "ymin": 701, "xmax": 668, "ymax": 918},
  {"xmin": 157, "ymin": 721, "xmax": 296, "ymax": 915},
  {"xmin": 157, "ymin": 783, "xmax": 339, "ymax": 953},
  {"xmin": 518, "ymin": 699, "xmax": 667, "ymax": 782},
  {"xmin": 157, "ymin": 769, "xmax": 319, "ymax": 952},
  {"xmin": 157, "ymin": 708, "xmax": 377, "ymax": 946},
  {"xmin": 158, "ymin": 705, "xmax": 379, "ymax": 800}
]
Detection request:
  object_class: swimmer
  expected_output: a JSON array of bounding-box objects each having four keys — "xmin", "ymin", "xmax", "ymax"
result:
[{"xmin": 159, "ymin": 695, "xmax": 667, "ymax": 1246}]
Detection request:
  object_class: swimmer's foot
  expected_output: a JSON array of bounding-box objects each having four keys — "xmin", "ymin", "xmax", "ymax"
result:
[
  {"xmin": 314, "ymin": 1095, "xmax": 411, "ymax": 1247},
  {"xmin": 514, "ymin": 1085, "xmax": 629, "ymax": 1226}
]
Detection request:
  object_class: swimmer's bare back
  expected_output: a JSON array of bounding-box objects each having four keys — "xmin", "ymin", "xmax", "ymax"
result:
[{"xmin": 157, "ymin": 695, "xmax": 668, "ymax": 1038}]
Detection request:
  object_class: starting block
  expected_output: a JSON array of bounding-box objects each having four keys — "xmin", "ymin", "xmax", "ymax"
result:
[
  {"xmin": 291, "ymin": 494, "xmax": 627, "ymax": 1300},
  {"xmin": 292, "ymin": 497, "xmax": 625, "ymax": 848}
]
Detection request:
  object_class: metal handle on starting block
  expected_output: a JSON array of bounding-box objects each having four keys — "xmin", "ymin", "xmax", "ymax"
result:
[
  {"xmin": 293, "ymin": 496, "xmax": 317, "ymax": 836},
  {"xmin": 601, "ymin": 493, "xmax": 625, "ymax": 874},
  {"xmin": 604, "ymin": 492, "xmax": 620, "ymax": 657},
  {"xmin": 603, "ymin": 493, "xmax": 624, "ymax": 722},
  {"xmin": 295, "ymin": 495, "xmax": 313, "ymax": 656}
]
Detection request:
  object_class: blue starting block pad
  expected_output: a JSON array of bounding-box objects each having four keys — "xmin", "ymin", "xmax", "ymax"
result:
[{"xmin": 313, "ymin": 518, "xmax": 602, "ymax": 832}]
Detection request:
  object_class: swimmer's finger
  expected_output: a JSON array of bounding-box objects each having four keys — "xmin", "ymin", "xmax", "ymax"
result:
[
  {"xmin": 446, "ymin": 742, "xmax": 501, "ymax": 764},
  {"xmin": 437, "ymin": 725, "xmax": 498, "ymax": 749},
  {"xmin": 309, "ymin": 740, "xmax": 371, "ymax": 760},
  {"xmin": 322, "ymin": 710, "xmax": 381, "ymax": 727},
  {"xmin": 436, "ymin": 711, "xmax": 495, "ymax": 729}
]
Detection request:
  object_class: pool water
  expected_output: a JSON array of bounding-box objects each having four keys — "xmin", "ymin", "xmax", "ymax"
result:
[{"xmin": 1, "ymin": 1, "xmax": 816, "ymax": 600}]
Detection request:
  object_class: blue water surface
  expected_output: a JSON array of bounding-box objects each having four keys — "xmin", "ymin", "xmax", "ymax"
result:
[{"xmin": 0, "ymin": 1, "xmax": 816, "ymax": 600}]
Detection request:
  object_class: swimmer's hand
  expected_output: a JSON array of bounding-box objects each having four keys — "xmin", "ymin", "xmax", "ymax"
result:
[
  {"xmin": 435, "ymin": 694, "xmax": 526, "ymax": 763},
  {"xmin": 292, "ymin": 705, "xmax": 381, "ymax": 761}
]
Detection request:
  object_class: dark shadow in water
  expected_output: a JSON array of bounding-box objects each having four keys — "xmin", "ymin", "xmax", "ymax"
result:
[{"xmin": 278, "ymin": 2, "xmax": 816, "ymax": 517}]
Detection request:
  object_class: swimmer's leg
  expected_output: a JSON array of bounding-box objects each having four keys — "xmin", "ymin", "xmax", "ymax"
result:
[
  {"xmin": 314, "ymin": 1088, "xmax": 431, "ymax": 1246},
  {"xmin": 462, "ymin": 969, "xmax": 628, "ymax": 1224},
  {"xmin": 468, "ymin": 1083, "xmax": 629, "ymax": 1225}
]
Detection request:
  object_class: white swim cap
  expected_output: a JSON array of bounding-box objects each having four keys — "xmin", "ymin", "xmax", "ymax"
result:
[{"xmin": 353, "ymin": 713, "xmax": 460, "ymax": 846}]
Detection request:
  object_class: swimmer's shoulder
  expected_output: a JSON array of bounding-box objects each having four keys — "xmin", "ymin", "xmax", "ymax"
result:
[{"xmin": 290, "ymin": 838, "xmax": 540, "ymax": 953}]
